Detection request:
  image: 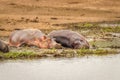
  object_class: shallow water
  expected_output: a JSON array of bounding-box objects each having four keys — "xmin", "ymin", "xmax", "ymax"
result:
[{"xmin": 0, "ymin": 54, "xmax": 120, "ymax": 80}]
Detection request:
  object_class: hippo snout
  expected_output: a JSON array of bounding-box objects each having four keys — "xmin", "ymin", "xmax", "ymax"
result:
[
  {"xmin": 0, "ymin": 40, "xmax": 9, "ymax": 53},
  {"xmin": 54, "ymin": 43, "xmax": 62, "ymax": 49},
  {"xmin": 48, "ymin": 41, "xmax": 62, "ymax": 49},
  {"xmin": 74, "ymin": 44, "xmax": 90, "ymax": 49},
  {"xmin": 73, "ymin": 40, "xmax": 90, "ymax": 49}
]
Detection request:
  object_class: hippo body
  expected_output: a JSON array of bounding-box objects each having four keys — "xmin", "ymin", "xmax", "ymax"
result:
[
  {"xmin": 9, "ymin": 29, "xmax": 61, "ymax": 49},
  {"xmin": 0, "ymin": 40, "xmax": 9, "ymax": 53},
  {"xmin": 48, "ymin": 30, "xmax": 90, "ymax": 49}
]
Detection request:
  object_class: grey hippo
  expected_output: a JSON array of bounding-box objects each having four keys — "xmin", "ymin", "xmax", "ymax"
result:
[
  {"xmin": 48, "ymin": 30, "xmax": 90, "ymax": 49},
  {"xmin": 0, "ymin": 40, "xmax": 9, "ymax": 53}
]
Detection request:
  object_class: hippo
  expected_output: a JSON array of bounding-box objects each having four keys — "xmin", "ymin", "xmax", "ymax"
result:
[
  {"xmin": 48, "ymin": 30, "xmax": 90, "ymax": 49},
  {"xmin": 9, "ymin": 29, "xmax": 61, "ymax": 49},
  {"xmin": 0, "ymin": 40, "xmax": 9, "ymax": 53}
]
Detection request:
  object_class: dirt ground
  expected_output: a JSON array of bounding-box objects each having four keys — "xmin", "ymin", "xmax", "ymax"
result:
[{"xmin": 0, "ymin": 0, "xmax": 120, "ymax": 36}]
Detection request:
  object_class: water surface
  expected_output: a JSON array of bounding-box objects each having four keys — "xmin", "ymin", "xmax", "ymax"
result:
[{"xmin": 0, "ymin": 54, "xmax": 120, "ymax": 80}]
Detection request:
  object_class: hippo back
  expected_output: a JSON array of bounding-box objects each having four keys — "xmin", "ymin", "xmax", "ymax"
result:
[{"xmin": 9, "ymin": 29, "xmax": 45, "ymax": 44}]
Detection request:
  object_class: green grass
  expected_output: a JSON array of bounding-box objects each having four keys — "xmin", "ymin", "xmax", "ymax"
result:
[
  {"xmin": 67, "ymin": 23, "xmax": 120, "ymax": 33},
  {"xmin": 0, "ymin": 49, "xmax": 119, "ymax": 60},
  {"xmin": 102, "ymin": 26, "xmax": 120, "ymax": 33},
  {"xmin": 0, "ymin": 51, "xmax": 35, "ymax": 59},
  {"xmin": 76, "ymin": 49, "xmax": 118, "ymax": 56},
  {"xmin": 90, "ymin": 38, "xmax": 120, "ymax": 48}
]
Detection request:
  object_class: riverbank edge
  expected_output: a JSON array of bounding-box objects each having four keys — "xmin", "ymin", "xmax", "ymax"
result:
[{"xmin": 0, "ymin": 49, "xmax": 119, "ymax": 60}]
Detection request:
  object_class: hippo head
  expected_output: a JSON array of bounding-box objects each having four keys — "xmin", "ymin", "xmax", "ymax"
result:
[
  {"xmin": 0, "ymin": 40, "xmax": 9, "ymax": 53},
  {"xmin": 34, "ymin": 36, "xmax": 62, "ymax": 49},
  {"xmin": 72, "ymin": 39, "xmax": 90, "ymax": 49}
]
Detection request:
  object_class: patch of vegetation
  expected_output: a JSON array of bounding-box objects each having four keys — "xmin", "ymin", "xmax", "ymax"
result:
[
  {"xmin": 90, "ymin": 38, "xmax": 120, "ymax": 48},
  {"xmin": 64, "ymin": 23, "xmax": 120, "ymax": 33},
  {"xmin": 0, "ymin": 51, "xmax": 36, "ymax": 59},
  {"xmin": 102, "ymin": 26, "xmax": 120, "ymax": 33},
  {"xmin": 0, "ymin": 49, "xmax": 119, "ymax": 60},
  {"xmin": 76, "ymin": 49, "xmax": 118, "ymax": 56}
]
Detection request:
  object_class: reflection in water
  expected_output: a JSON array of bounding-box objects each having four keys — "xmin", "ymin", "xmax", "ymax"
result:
[{"xmin": 0, "ymin": 54, "xmax": 120, "ymax": 80}]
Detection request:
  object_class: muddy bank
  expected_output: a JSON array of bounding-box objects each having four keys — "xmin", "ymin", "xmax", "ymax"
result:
[
  {"xmin": 0, "ymin": 22, "xmax": 120, "ymax": 60},
  {"xmin": 0, "ymin": 48, "xmax": 119, "ymax": 60}
]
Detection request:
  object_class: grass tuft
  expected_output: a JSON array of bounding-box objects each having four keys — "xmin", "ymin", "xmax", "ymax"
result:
[{"xmin": 0, "ymin": 49, "xmax": 118, "ymax": 60}]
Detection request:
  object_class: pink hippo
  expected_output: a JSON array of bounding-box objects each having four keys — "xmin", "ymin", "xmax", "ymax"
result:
[{"xmin": 9, "ymin": 29, "xmax": 61, "ymax": 49}]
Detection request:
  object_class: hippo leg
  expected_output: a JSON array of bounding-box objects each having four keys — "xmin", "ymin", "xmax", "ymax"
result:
[
  {"xmin": 16, "ymin": 43, "xmax": 22, "ymax": 47},
  {"xmin": 8, "ymin": 42, "xmax": 22, "ymax": 48},
  {"xmin": 23, "ymin": 39, "xmax": 40, "ymax": 48}
]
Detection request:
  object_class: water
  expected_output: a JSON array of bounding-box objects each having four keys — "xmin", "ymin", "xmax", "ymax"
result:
[{"xmin": 0, "ymin": 54, "xmax": 120, "ymax": 80}]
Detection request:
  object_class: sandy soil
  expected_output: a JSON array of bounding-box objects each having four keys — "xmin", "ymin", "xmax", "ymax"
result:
[{"xmin": 0, "ymin": 0, "xmax": 120, "ymax": 36}]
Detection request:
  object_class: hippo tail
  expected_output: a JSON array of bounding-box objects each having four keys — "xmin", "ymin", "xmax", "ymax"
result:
[
  {"xmin": 8, "ymin": 30, "xmax": 17, "ymax": 46},
  {"xmin": 6, "ymin": 37, "xmax": 13, "ymax": 47}
]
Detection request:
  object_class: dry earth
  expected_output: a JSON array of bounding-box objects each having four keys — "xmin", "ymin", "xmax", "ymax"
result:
[{"xmin": 0, "ymin": 0, "xmax": 120, "ymax": 36}]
